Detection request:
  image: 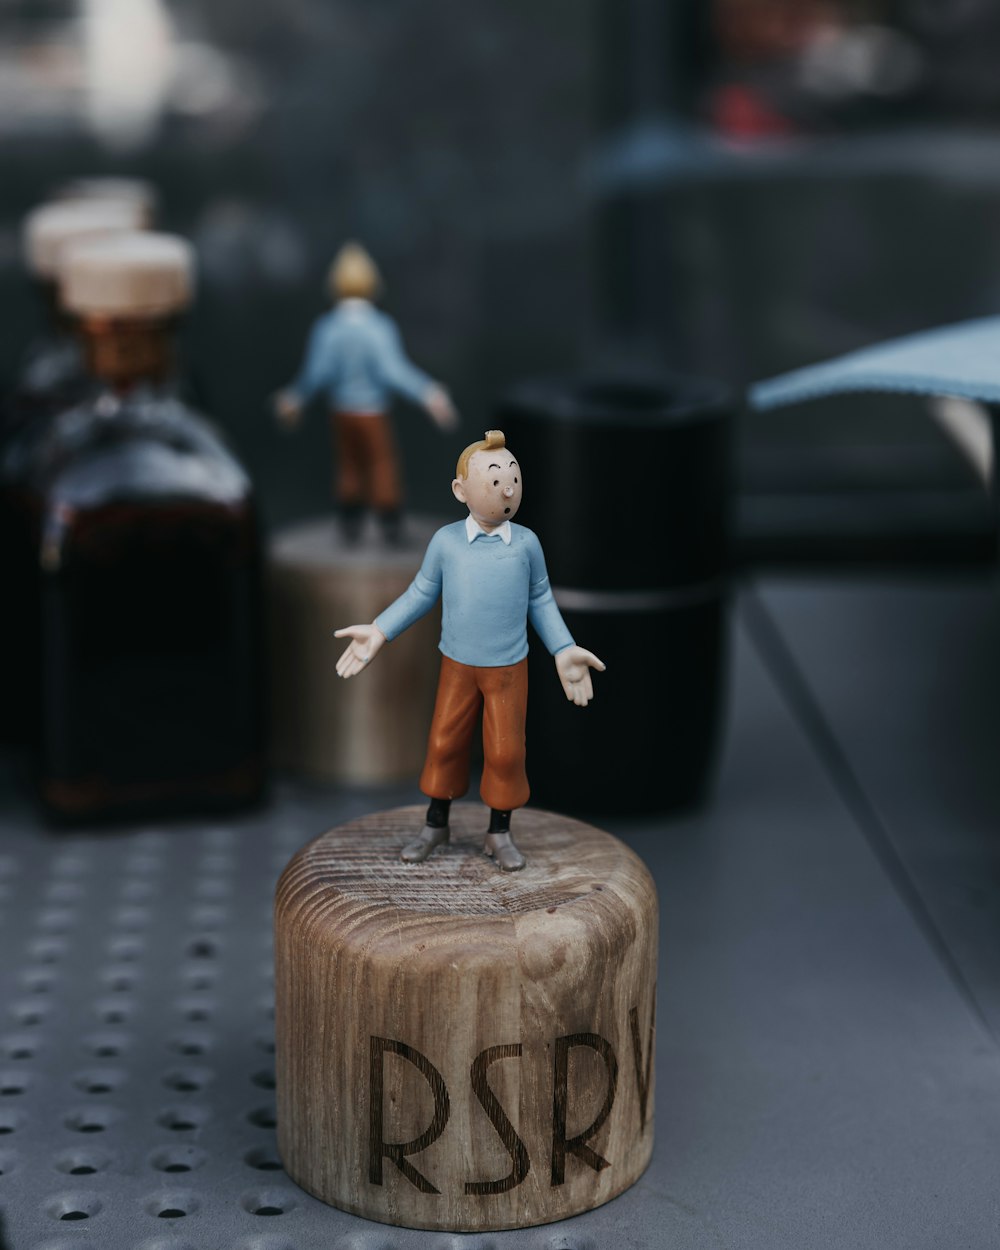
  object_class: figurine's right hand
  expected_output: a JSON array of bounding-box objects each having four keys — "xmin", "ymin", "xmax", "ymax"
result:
[
  {"xmin": 334, "ymin": 623, "xmax": 387, "ymax": 678},
  {"xmin": 425, "ymin": 385, "xmax": 459, "ymax": 431},
  {"xmin": 273, "ymin": 390, "xmax": 303, "ymax": 429}
]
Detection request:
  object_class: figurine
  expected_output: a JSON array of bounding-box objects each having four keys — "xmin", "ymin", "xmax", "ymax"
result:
[
  {"xmin": 274, "ymin": 241, "xmax": 458, "ymax": 543},
  {"xmin": 335, "ymin": 430, "xmax": 605, "ymax": 870}
]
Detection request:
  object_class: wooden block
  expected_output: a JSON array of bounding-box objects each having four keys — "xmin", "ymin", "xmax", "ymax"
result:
[
  {"xmin": 267, "ymin": 516, "xmax": 443, "ymax": 783},
  {"xmin": 274, "ymin": 804, "xmax": 658, "ymax": 1232}
]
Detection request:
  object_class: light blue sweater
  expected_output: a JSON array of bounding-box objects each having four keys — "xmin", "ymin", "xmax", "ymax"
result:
[
  {"xmin": 290, "ymin": 300, "xmax": 433, "ymax": 413},
  {"xmin": 374, "ymin": 521, "xmax": 574, "ymax": 668}
]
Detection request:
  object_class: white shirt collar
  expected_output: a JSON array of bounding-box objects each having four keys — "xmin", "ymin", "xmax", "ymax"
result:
[
  {"xmin": 465, "ymin": 514, "xmax": 512, "ymax": 545},
  {"xmin": 337, "ymin": 297, "xmax": 372, "ymax": 315}
]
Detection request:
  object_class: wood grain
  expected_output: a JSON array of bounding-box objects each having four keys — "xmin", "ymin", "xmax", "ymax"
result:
[
  {"xmin": 268, "ymin": 516, "xmax": 443, "ymax": 783},
  {"xmin": 274, "ymin": 803, "xmax": 658, "ymax": 1231}
]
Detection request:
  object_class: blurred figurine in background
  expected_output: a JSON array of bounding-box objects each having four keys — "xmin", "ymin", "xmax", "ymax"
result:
[
  {"xmin": 274, "ymin": 242, "xmax": 457, "ymax": 543},
  {"xmin": 334, "ymin": 430, "xmax": 605, "ymax": 871}
]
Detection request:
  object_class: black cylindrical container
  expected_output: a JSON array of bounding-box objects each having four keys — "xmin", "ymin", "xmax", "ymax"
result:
[{"xmin": 498, "ymin": 375, "xmax": 733, "ymax": 815}]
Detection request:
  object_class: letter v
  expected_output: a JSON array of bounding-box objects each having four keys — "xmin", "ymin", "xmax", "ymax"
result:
[{"xmin": 629, "ymin": 992, "xmax": 655, "ymax": 1133}]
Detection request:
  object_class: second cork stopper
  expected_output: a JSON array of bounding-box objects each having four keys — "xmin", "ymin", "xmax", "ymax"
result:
[{"xmin": 60, "ymin": 232, "xmax": 195, "ymax": 319}]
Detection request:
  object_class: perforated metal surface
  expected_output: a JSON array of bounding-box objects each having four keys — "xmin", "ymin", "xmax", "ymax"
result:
[{"xmin": 0, "ymin": 786, "xmax": 317, "ymax": 1250}]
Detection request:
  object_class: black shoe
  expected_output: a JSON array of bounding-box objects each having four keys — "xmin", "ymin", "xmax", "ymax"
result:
[
  {"xmin": 483, "ymin": 832, "xmax": 525, "ymax": 872},
  {"xmin": 339, "ymin": 503, "xmax": 364, "ymax": 544},
  {"xmin": 401, "ymin": 824, "xmax": 450, "ymax": 864},
  {"xmin": 379, "ymin": 509, "xmax": 403, "ymax": 545}
]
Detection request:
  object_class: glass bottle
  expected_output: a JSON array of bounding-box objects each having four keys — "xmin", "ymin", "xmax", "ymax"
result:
[
  {"xmin": 31, "ymin": 232, "xmax": 266, "ymax": 821},
  {"xmin": 1, "ymin": 198, "xmax": 148, "ymax": 745}
]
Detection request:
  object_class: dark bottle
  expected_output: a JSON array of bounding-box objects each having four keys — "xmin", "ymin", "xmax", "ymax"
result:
[
  {"xmin": 1, "ymin": 198, "xmax": 148, "ymax": 745},
  {"xmin": 31, "ymin": 232, "xmax": 266, "ymax": 821}
]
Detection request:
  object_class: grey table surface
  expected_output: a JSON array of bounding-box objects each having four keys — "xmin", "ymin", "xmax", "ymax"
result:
[{"xmin": 1, "ymin": 576, "xmax": 999, "ymax": 1250}]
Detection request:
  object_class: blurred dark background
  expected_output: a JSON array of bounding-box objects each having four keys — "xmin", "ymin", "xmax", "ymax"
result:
[
  {"xmin": 2, "ymin": 0, "xmax": 1000, "ymax": 551},
  {"xmin": 4, "ymin": 14, "xmax": 1000, "ymax": 1242},
  {"xmin": 0, "ymin": 0, "xmax": 595, "ymax": 527}
]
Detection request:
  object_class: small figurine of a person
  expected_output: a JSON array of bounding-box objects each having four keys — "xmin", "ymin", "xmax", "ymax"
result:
[
  {"xmin": 274, "ymin": 241, "xmax": 457, "ymax": 543},
  {"xmin": 334, "ymin": 429, "xmax": 605, "ymax": 870}
]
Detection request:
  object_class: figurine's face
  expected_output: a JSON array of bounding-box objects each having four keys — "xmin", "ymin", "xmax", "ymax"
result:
[{"xmin": 453, "ymin": 447, "xmax": 522, "ymax": 528}]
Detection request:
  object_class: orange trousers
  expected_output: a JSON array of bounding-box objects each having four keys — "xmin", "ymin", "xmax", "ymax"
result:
[
  {"xmin": 332, "ymin": 411, "xmax": 402, "ymax": 511},
  {"xmin": 420, "ymin": 656, "xmax": 530, "ymax": 812}
]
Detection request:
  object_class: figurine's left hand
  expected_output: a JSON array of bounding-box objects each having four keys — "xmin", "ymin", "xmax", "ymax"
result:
[
  {"xmin": 273, "ymin": 390, "xmax": 303, "ymax": 429},
  {"xmin": 555, "ymin": 646, "xmax": 606, "ymax": 707}
]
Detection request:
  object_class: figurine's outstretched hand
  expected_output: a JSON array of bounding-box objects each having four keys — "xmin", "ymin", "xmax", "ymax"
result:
[
  {"xmin": 555, "ymin": 646, "xmax": 606, "ymax": 707},
  {"xmin": 335, "ymin": 624, "xmax": 387, "ymax": 678},
  {"xmin": 273, "ymin": 390, "xmax": 304, "ymax": 430},
  {"xmin": 425, "ymin": 385, "xmax": 459, "ymax": 431}
]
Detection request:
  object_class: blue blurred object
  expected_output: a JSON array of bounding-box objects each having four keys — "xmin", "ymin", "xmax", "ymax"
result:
[
  {"xmin": 740, "ymin": 318, "xmax": 1000, "ymax": 567},
  {"xmin": 751, "ymin": 316, "xmax": 1000, "ymax": 409}
]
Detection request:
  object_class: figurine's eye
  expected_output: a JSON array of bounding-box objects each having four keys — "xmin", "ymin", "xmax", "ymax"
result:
[
  {"xmin": 514, "ymin": 477, "xmax": 518, "ymax": 484},
  {"xmin": 493, "ymin": 479, "xmax": 499, "ymax": 486}
]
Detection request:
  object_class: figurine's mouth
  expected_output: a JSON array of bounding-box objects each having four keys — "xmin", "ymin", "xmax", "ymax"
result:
[{"xmin": 504, "ymin": 507, "xmax": 511, "ymax": 514}]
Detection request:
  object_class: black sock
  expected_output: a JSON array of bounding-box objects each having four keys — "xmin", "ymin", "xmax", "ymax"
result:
[
  {"xmin": 488, "ymin": 808, "xmax": 512, "ymax": 834},
  {"xmin": 426, "ymin": 797, "xmax": 451, "ymax": 829}
]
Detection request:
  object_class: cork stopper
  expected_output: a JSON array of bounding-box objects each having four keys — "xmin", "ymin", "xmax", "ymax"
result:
[
  {"xmin": 54, "ymin": 177, "xmax": 158, "ymax": 226},
  {"xmin": 24, "ymin": 199, "xmax": 147, "ymax": 279},
  {"xmin": 60, "ymin": 232, "xmax": 195, "ymax": 319}
]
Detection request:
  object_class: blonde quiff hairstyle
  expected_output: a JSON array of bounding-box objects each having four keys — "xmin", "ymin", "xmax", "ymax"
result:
[
  {"xmin": 328, "ymin": 242, "xmax": 381, "ymax": 301},
  {"xmin": 456, "ymin": 430, "xmax": 506, "ymax": 481}
]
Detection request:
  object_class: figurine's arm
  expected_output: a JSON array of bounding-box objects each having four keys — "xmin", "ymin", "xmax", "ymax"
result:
[
  {"xmin": 526, "ymin": 533, "xmax": 606, "ymax": 707},
  {"xmin": 274, "ymin": 318, "xmax": 336, "ymax": 428},
  {"xmin": 335, "ymin": 533, "xmax": 444, "ymax": 679},
  {"xmin": 377, "ymin": 317, "xmax": 458, "ymax": 430}
]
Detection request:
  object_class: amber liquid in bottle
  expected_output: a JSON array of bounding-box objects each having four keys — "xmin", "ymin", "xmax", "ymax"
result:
[{"xmin": 33, "ymin": 315, "xmax": 265, "ymax": 820}]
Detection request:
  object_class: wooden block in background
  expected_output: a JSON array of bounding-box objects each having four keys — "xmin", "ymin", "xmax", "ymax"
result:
[
  {"xmin": 274, "ymin": 804, "xmax": 658, "ymax": 1232},
  {"xmin": 268, "ymin": 515, "xmax": 444, "ymax": 784}
]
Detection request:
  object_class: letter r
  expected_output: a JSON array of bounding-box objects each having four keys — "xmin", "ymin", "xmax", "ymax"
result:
[{"xmin": 369, "ymin": 1036, "xmax": 450, "ymax": 1194}]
